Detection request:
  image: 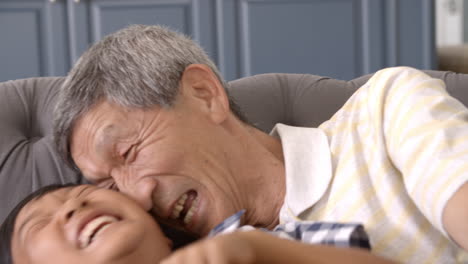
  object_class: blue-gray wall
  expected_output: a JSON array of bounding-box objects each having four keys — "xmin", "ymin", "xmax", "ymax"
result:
[
  {"xmin": 0, "ymin": 0, "xmax": 436, "ymax": 83},
  {"xmin": 465, "ymin": 0, "xmax": 468, "ymax": 42}
]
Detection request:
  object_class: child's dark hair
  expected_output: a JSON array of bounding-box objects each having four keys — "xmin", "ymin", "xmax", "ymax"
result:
[{"xmin": 0, "ymin": 183, "xmax": 77, "ymax": 264}]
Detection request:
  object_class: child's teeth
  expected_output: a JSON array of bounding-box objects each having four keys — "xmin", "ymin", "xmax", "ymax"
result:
[
  {"xmin": 79, "ymin": 215, "xmax": 118, "ymax": 248},
  {"xmin": 90, "ymin": 224, "xmax": 111, "ymax": 243}
]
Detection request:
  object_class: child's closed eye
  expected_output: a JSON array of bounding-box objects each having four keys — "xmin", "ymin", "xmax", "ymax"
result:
[{"xmin": 25, "ymin": 215, "xmax": 52, "ymax": 238}]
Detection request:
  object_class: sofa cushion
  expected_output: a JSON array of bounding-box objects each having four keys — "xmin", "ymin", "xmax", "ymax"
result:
[{"xmin": 2, "ymin": 70, "xmax": 468, "ymax": 222}]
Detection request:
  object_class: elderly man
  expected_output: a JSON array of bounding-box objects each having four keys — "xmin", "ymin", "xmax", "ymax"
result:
[{"xmin": 54, "ymin": 25, "xmax": 468, "ymax": 263}]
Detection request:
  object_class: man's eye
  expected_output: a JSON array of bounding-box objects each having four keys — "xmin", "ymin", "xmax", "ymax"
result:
[
  {"xmin": 122, "ymin": 145, "xmax": 137, "ymax": 162},
  {"xmin": 97, "ymin": 181, "xmax": 117, "ymax": 191},
  {"xmin": 108, "ymin": 182, "xmax": 119, "ymax": 191},
  {"xmin": 122, "ymin": 147, "xmax": 131, "ymax": 159}
]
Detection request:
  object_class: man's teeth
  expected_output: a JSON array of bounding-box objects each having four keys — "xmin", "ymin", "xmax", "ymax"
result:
[
  {"xmin": 170, "ymin": 194, "xmax": 199, "ymax": 225},
  {"xmin": 183, "ymin": 198, "xmax": 198, "ymax": 224},
  {"xmin": 79, "ymin": 215, "xmax": 118, "ymax": 248},
  {"xmin": 171, "ymin": 194, "xmax": 187, "ymax": 219}
]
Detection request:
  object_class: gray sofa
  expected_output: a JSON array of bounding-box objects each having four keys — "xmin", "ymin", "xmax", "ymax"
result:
[{"xmin": 1, "ymin": 70, "xmax": 468, "ymax": 223}]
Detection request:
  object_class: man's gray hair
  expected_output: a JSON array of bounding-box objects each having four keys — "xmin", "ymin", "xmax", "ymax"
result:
[{"xmin": 53, "ymin": 24, "xmax": 248, "ymax": 168}]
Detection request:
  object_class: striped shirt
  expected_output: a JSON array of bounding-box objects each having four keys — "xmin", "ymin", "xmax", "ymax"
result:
[
  {"xmin": 274, "ymin": 67, "xmax": 468, "ymax": 263},
  {"xmin": 209, "ymin": 210, "xmax": 371, "ymax": 250}
]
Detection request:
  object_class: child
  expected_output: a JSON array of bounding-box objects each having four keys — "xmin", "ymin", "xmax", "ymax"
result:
[{"xmin": 1, "ymin": 184, "xmax": 395, "ymax": 264}]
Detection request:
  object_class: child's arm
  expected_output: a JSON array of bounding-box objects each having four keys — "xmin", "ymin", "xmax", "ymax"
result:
[{"xmin": 160, "ymin": 230, "xmax": 397, "ymax": 264}]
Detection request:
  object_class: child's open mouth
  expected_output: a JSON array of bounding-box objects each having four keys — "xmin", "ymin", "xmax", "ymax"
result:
[{"xmin": 78, "ymin": 215, "xmax": 120, "ymax": 248}]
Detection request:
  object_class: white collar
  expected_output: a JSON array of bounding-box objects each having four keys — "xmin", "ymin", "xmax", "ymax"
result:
[{"xmin": 271, "ymin": 124, "xmax": 332, "ymax": 220}]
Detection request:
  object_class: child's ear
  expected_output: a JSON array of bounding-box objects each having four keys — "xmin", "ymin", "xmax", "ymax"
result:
[{"xmin": 180, "ymin": 64, "xmax": 230, "ymax": 124}]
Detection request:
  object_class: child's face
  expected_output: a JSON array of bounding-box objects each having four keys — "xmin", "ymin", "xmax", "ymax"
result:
[{"xmin": 11, "ymin": 185, "xmax": 172, "ymax": 264}]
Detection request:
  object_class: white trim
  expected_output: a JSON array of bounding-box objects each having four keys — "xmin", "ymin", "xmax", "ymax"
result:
[{"xmin": 436, "ymin": 0, "xmax": 464, "ymax": 46}]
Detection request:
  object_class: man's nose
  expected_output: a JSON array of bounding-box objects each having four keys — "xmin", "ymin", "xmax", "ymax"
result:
[{"xmin": 114, "ymin": 172, "xmax": 158, "ymax": 211}]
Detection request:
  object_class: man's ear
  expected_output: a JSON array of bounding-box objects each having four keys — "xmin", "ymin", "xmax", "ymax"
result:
[{"xmin": 180, "ymin": 64, "xmax": 229, "ymax": 124}]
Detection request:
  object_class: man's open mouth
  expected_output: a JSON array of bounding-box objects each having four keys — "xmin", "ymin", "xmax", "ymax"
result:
[
  {"xmin": 170, "ymin": 190, "xmax": 199, "ymax": 226},
  {"xmin": 78, "ymin": 215, "xmax": 119, "ymax": 248}
]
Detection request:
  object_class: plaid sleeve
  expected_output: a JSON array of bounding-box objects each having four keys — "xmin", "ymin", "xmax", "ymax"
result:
[
  {"xmin": 209, "ymin": 210, "xmax": 371, "ymax": 250},
  {"xmin": 208, "ymin": 210, "xmax": 246, "ymax": 237},
  {"xmin": 272, "ymin": 221, "xmax": 371, "ymax": 250}
]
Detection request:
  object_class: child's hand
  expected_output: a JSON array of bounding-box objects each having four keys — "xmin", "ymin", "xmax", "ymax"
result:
[{"xmin": 160, "ymin": 231, "xmax": 256, "ymax": 264}]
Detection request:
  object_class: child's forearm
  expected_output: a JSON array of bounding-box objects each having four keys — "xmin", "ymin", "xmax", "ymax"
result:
[
  {"xmin": 161, "ymin": 230, "xmax": 398, "ymax": 264},
  {"xmin": 240, "ymin": 230, "xmax": 397, "ymax": 264}
]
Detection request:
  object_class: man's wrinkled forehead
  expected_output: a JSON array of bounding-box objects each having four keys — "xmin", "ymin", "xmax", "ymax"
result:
[
  {"xmin": 74, "ymin": 101, "xmax": 128, "ymax": 146},
  {"xmin": 69, "ymin": 122, "xmax": 118, "ymax": 179}
]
